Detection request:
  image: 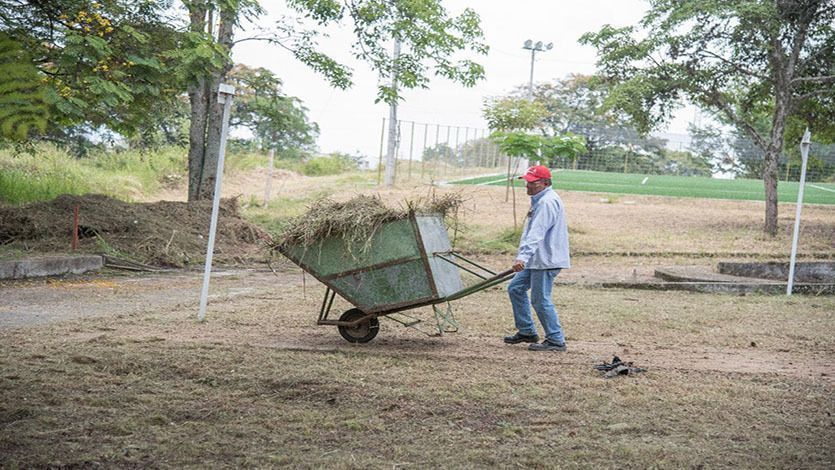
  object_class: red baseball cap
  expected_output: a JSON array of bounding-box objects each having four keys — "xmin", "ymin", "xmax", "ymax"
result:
[{"xmin": 520, "ymin": 165, "xmax": 552, "ymax": 182}]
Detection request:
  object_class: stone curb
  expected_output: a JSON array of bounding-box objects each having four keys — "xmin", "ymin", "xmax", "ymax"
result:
[
  {"xmin": 0, "ymin": 255, "xmax": 104, "ymax": 280},
  {"xmin": 598, "ymin": 281, "xmax": 835, "ymax": 295}
]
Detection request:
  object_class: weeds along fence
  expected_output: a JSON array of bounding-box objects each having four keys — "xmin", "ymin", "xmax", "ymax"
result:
[{"xmin": 376, "ymin": 119, "xmax": 835, "ymax": 185}]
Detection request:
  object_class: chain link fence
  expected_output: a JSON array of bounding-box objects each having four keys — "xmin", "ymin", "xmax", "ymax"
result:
[
  {"xmin": 374, "ymin": 118, "xmax": 525, "ymax": 184},
  {"xmin": 375, "ymin": 119, "xmax": 835, "ymax": 184}
]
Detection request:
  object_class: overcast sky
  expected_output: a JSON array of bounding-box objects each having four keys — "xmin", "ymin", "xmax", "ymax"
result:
[{"xmin": 233, "ymin": 1, "xmax": 693, "ymax": 159}]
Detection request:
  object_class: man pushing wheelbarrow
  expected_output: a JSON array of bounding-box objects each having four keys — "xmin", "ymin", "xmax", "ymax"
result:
[{"xmin": 503, "ymin": 165, "xmax": 570, "ymax": 352}]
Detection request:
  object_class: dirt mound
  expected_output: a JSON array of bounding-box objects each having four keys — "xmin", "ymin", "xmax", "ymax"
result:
[{"xmin": 0, "ymin": 194, "xmax": 273, "ymax": 267}]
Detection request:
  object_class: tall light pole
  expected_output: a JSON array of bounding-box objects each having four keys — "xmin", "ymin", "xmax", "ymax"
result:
[
  {"xmin": 522, "ymin": 39, "xmax": 553, "ymax": 100},
  {"xmin": 384, "ymin": 38, "xmax": 401, "ymax": 187}
]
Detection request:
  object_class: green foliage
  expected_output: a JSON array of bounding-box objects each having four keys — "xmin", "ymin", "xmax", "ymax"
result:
[
  {"xmin": 529, "ymin": 75, "xmax": 622, "ymax": 134},
  {"xmin": 243, "ymin": 195, "xmax": 314, "ymax": 237},
  {"xmin": 482, "ymin": 97, "xmax": 547, "ymax": 131},
  {"xmin": 422, "ymin": 143, "xmax": 454, "ymax": 162},
  {"xmin": 301, "ymin": 153, "xmax": 358, "ymax": 176},
  {"xmin": 0, "ymin": 144, "xmax": 187, "ymax": 205},
  {"xmin": 163, "ymin": 30, "xmax": 229, "ymax": 85},
  {"xmin": 579, "ymin": 0, "xmax": 835, "ymax": 146},
  {"xmin": 227, "ymin": 64, "xmax": 318, "ymax": 155},
  {"xmin": 541, "ymin": 134, "xmax": 587, "ymax": 164},
  {"xmin": 580, "ymin": 0, "xmax": 835, "ymax": 233},
  {"xmin": 489, "ymin": 132, "xmax": 542, "ymax": 159},
  {"xmin": 1, "ymin": 1, "xmax": 184, "ymax": 139},
  {"xmin": 126, "ymin": 96, "xmax": 191, "ymax": 149},
  {"xmin": 285, "ymin": 0, "xmax": 488, "ymax": 103},
  {"xmin": 224, "ymin": 149, "xmax": 269, "ymax": 173},
  {"xmin": 490, "ymin": 131, "xmax": 586, "ymax": 166},
  {"xmin": 0, "ymin": 33, "xmax": 48, "ymax": 139}
]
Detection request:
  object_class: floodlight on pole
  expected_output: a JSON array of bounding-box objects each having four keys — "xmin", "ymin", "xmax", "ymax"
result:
[
  {"xmin": 522, "ymin": 39, "xmax": 553, "ymax": 100},
  {"xmin": 787, "ymin": 128, "xmax": 812, "ymax": 296}
]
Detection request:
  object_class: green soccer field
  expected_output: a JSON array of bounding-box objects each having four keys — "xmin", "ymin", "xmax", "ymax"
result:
[{"xmin": 453, "ymin": 170, "xmax": 835, "ymax": 205}]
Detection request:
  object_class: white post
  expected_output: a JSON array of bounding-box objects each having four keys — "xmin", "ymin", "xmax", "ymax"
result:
[
  {"xmin": 263, "ymin": 148, "xmax": 274, "ymax": 206},
  {"xmin": 198, "ymin": 83, "xmax": 236, "ymax": 322},
  {"xmin": 787, "ymin": 128, "xmax": 811, "ymax": 296},
  {"xmin": 527, "ymin": 47, "xmax": 535, "ymax": 100},
  {"xmin": 384, "ymin": 38, "xmax": 401, "ymax": 187}
]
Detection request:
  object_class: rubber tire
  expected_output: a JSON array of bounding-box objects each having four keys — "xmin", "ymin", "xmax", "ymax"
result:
[{"xmin": 337, "ymin": 308, "xmax": 379, "ymax": 343}]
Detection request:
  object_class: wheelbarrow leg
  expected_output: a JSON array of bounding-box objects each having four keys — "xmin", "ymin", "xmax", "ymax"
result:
[
  {"xmin": 432, "ymin": 302, "xmax": 459, "ymax": 334},
  {"xmin": 318, "ymin": 287, "xmax": 336, "ymax": 324}
]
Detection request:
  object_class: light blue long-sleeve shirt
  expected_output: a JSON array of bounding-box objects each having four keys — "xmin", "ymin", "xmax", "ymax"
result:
[{"xmin": 515, "ymin": 187, "xmax": 570, "ymax": 269}]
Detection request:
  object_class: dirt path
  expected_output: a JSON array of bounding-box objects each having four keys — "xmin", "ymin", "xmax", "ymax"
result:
[
  {"xmin": 0, "ymin": 269, "xmax": 295, "ymax": 328},
  {"xmin": 3, "ymin": 267, "xmax": 830, "ymax": 383}
]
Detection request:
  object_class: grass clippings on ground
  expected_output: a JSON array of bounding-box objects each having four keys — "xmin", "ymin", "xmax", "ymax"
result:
[{"xmin": 0, "ymin": 266, "xmax": 833, "ymax": 468}]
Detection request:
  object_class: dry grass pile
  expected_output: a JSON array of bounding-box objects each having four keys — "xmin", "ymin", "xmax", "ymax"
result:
[
  {"xmin": 0, "ymin": 194, "xmax": 272, "ymax": 267},
  {"xmin": 277, "ymin": 193, "xmax": 464, "ymax": 252}
]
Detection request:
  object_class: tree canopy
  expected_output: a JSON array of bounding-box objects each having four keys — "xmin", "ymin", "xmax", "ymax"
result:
[
  {"xmin": 580, "ymin": 0, "xmax": 835, "ymax": 235},
  {"xmin": 0, "ymin": 0, "xmax": 183, "ymax": 140},
  {"xmin": 281, "ymin": 0, "xmax": 488, "ymax": 103},
  {"xmin": 227, "ymin": 64, "xmax": 318, "ymax": 157}
]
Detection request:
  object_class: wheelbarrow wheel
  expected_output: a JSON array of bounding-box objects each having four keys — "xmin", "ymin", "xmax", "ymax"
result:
[{"xmin": 338, "ymin": 308, "xmax": 379, "ymax": 343}]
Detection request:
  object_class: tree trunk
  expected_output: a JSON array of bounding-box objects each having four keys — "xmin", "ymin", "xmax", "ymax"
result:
[
  {"xmin": 200, "ymin": 6, "xmax": 236, "ymax": 199},
  {"xmin": 186, "ymin": 1, "xmax": 208, "ymax": 202},
  {"xmin": 383, "ymin": 39, "xmax": 401, "ymax": 187},
  {"xmin": 762, "ymin": 146, "xmax": 780, "ymax": 236},
  {"xmin": 763, "ymin": 89, "xmax": 790, "ymax": 237},
  {"xmin": 186, "ymin": 2, "xmax": 236, "ymax": 201},
  {"xmin": 188, "ymin": 77, "xmax": 209, "ymax": 201},
  {"xmin": 761, "ymin": 28, "xmax": 796, "ymax": 236}
]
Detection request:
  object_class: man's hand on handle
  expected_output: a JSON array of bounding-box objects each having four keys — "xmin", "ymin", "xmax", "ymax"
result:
[{"xmin": 512, "ymin": 260, "xmax": 525, "ymax": 272}]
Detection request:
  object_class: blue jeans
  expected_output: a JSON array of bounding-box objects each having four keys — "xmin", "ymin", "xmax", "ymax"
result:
[{"xmin": 508, "ymin": 268, "xmax": 565, "ymax": 344}]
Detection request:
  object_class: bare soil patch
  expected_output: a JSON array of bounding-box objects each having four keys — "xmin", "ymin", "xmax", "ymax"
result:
[{"xmin": 0, "ymin": 194, "xmax": 272, "ymax": 266}]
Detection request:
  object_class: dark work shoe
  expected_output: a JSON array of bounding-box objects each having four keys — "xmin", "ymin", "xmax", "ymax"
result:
[
  {"xmin": 528, "ymin": 340, "xmax": 567, "ymax": 352},
  {"xmin": 504, "ymin": 332, "xmax": 540, "ymax": 344}
]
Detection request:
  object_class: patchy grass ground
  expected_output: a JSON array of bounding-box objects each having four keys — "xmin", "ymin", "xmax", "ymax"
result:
[
  {"xmin": 1, "ymin": 261, "xmax": 833, "ymax": 468},
  {"xmin": 2, "ymin": 170, "xmax": 834, "ymax": 468}
]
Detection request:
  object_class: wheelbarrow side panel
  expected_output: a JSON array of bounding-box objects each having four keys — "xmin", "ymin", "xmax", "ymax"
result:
[
  {"xmin": 328, "ymin": 259, "xmax": 435, "ymax": 313},
  {"xmin": 415, "ymin": 215, "xmax": 464, "ymax": 298},
  {"xmin": 281, "ymin": 219, "xmax": 421, "ymax": 277},
  {"xmin": 280, "ymin": 217, "xmax": 439, "ymax": 313}
]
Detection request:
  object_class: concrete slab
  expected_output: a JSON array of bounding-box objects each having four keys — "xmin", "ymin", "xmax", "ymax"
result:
[
  {"xmin": 650, "ymin": 265, "xmax": 835, "ymax": 295},
  {"xmin": 0, "ymin": 255, "xmax": 103, "ymax": 279},
  {"xmin": 718, "ymin": 261, "xmax": 835, "ymax": 282},
  {"xmin": 654, "ymin": 266, "xmax": 773, "ymax": 284},
  {"xmin": 601, "ymin": 281, "xmax": 835, "ymax": 295}
]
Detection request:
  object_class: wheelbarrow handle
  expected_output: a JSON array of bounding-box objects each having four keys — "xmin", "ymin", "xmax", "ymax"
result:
[{"xmin": 442, "ymin": 268, "xmax": 516, "ymax": 302}]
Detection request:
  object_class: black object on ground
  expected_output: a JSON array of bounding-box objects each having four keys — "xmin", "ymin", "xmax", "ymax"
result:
[{"xmin": 594, "ymin": 355, "xmax": 646, "ymax": 378}]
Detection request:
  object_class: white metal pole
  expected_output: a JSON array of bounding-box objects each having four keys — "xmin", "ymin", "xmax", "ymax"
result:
[
  {"xmin": 198, "ymin": 83, "xmax": 236, "ymax": 322},
  {"xmin": 263, "ymin": 148, "xmax": 274, "ymax": 206},
  {"xmin": 384, "ymin": 38, "xmax": 401, "ymax": 187},
  {"xmin": 421, "ymin": 122, "xmax": 428, "ymax": 178},
  {"xmin": 787, "ymin": 128, "xmax": 811, "ymax": 296},
  {"xmin": 408, "ymin": 121, "xmax": 415, "ymax": 179},
  {"xmin": 528, "ymin": 48, "xmax": 535, "ymax": 100},
  {"xmin": 377, "ymin": 117, "xmax": 385, "ymax": 185}
]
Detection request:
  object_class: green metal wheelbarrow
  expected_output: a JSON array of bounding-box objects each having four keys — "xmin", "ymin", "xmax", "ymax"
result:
[{"xmin": 277, "ymin": 212, "xmax": 515, "ymax": 343}]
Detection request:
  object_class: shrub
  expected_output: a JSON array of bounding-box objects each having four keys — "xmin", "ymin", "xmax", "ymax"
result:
[
  {"xmin": 302, "ymin": 154, "xmax": 356, "ymax": 176},
  {"xmin": 0, "ymin": 143, "xmax": 187, "ymax": 205}
]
